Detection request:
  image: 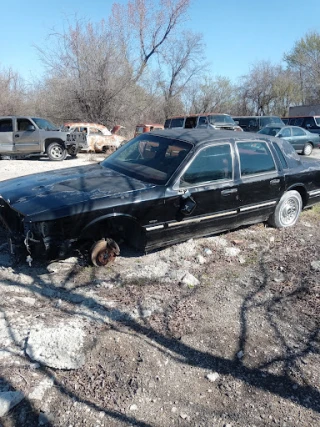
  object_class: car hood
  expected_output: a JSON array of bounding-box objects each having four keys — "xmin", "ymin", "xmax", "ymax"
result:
[{"xmin": 0, "ymin": 164, "xmax": 155, "ymax": 220}]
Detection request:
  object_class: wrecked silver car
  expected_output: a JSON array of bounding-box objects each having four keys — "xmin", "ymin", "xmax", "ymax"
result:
[{"xmin": 1, "ymin": 128, "xmax": 320, "ymax": 267}]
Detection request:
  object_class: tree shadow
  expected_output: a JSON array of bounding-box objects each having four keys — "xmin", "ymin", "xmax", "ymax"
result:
[{"xmin": 0, "ymin": 234, "xmax": 319, "ymax": 425}]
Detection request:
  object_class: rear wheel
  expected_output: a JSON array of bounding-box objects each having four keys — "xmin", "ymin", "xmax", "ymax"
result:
[
  {"xmin": 302, "ymin": 142, "xmax": 313, "ymax": 156},
  {"xmin": 268, "ymin": 190, "xmax": 302, "ymax": 228},
  {"xmin": 47, "ymin": 142, "xmax": 67, "ymax": 161},
  {"xmin": 91, "ymin": 238, "xmax": 120, "ymax": 267}
]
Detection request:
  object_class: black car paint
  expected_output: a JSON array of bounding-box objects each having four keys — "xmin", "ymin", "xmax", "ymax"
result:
[{"xmin": 1, "ymin": 128, "xmax": 320, "ymax": 263}]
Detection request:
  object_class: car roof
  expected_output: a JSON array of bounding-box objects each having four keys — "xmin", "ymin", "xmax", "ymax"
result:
[{"xmin": 149, "ymin": 128, "xmax": 279, "ymax": 146}]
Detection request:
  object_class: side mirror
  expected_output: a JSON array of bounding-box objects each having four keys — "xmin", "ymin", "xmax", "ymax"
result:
[{"xmin": 26, "ymin": 125, "xmax": 36, "ymax": 131}]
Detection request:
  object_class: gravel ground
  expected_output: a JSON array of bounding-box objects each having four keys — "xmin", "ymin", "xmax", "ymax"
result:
[{"xmin": 0, "ymin": 153, "xmax": 319, "ymax": 427}]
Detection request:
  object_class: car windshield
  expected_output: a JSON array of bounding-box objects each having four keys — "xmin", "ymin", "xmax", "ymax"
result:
[
  {"xmin": 208, "ymin": 115, "xmax": 235, "ymax": 125},
  {"xmin": 258, "ymin": 126, "xmax": 282, "ymax": 136},
  {"xmin": 32, "ymin": 118, "xmax": 59, "ymax": 131},
  {"xmin": 315, "ymin": 117, "xmax": 320, "ymax": 125},
  {"xmin": 101, "ymin": 135, "xmax": 192, "ymax": 185}
]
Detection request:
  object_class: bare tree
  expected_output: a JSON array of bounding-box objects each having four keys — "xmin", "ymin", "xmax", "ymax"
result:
[
  {"xmin": 0, "ymin": 66, "xmax": 26, "ymax": 115},
  {"xmin": 187, "ymin": 75, "xmax": 236, "ymax": 115},
  {"xmin": 34, "ymin": 0, "xmax": 192, "ymax": 130},
  {"xmin": 155, "ymin": 31, "xmax": 206, "ymax": 118},
  {"xmin": 284, "ymin": 31, "xmax": 320, "ymax": 104},
  {"xmin": 110, "ymin": 0, "xmax": 191, "ymax": 81}
]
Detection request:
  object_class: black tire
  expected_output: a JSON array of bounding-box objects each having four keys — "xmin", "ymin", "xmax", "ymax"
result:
[
  {"xmin": 268, "ymin": 190, "xmax": 302, "ymax": 228},
  {"xmin": 91, "ymin": 238, "xmax": 120, "ymax": 267},
  {"xmin": 47, "ymin": 142, "xmax": 67, "ymax": 161},
  {"xmin": 67, "ymin": 145, "xmax": 80, "ymax": 158},
  {"xmin": 302, "ymin": 142, "xmax": 313, "ymax": 156}
]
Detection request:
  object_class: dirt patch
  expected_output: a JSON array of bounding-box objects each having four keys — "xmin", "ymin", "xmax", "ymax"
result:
[{"xmin": 0, "ymin": 156, "xmax": 319, "ymax": 426}]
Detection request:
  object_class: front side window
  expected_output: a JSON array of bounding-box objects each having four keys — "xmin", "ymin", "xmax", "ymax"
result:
[
  {"xmin": 181, "ymin": 144, "xmax": 232, "ymax": 186},
  {"xmin": 237, "ymin": 141, "xmax": 276, "ymax": 176},
  {"xmin": 304, "ymin": 117, "xmax": 315, "ymax": 128},
  {"xmin": 0, "ymin": 119, "xmax": 13, "ymax": 132},
  {"xmin": 315, "ymin": 117, "xmax": 320, "ymax": 126},
  {"xmin": 278, "ymin": 127, "xmax": 291, "ymax": 137},
  {"xmin": 17, "ymin": 118, "xmax": 33, "ymax": 131}
]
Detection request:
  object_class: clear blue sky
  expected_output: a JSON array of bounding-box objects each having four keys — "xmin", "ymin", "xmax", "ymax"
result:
[{"xmin": 1, "ymin": 0, "xmax": 320, "ymax": 84}]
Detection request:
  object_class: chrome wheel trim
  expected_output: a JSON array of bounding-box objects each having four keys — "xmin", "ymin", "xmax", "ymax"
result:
[
  {"xmin": 280, "ymin": 197, "xmax": 300, "ymax": 226},
  {"xmin": 303, "ymin": 143, "xmax": 312, "ymax": 156}
]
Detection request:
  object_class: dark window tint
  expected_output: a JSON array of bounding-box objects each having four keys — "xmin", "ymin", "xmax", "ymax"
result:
[
  {"xmin": 198, "ymin": 116, "xmax": 208, "ymax": 125},
  {"xmin": 17, "ymin": 119, "xmax": 33, "ymax": 131},
  {"xmin": 292, "ymin": 127, "xmax": 305, "ymax": 137},
  {"xmin": 170, "ymin": 118, "xmax": 185, "ymax": 128},
  {"xmin": 185, "ymin": 116, "xmax": 197, "ymax": 128},
  {"xmin": 272, "ymin": 142, "xmax": 288, "ymax": 169},
  {"xmin": 181, "ymin": 144, "xmax": 232, "ymax": 186},
  {"xmin": 304, "ymin": 117, "xmax": 315, "ymax": 128},
  {"xmin": 293, "ymin": 118, "xmax": 303, "ymax": 126},
  {"xmin": 0, "ymin": 119, "xmax": 13, "ymax": 132},
  {"xmin": 237, "ymin": 141, "xmax": 276, "ymax": 176},
  {"xmin": 164, "ymin": 119, "xmax": 171, "ymax": 128}
]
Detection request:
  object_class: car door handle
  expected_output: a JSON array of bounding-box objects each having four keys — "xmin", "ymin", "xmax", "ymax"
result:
[
  {"xmin": 270, "ymin": 179, "xmax": 280, "ymax": 185},
  {"xmin": 221, "ymin": 188, "xmax": 238, "ymax": 196}
]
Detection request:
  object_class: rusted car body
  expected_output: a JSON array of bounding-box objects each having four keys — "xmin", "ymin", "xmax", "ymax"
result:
[{"xmin": 64, "ymin": 122, "xmax": 126, "ymax": 153}]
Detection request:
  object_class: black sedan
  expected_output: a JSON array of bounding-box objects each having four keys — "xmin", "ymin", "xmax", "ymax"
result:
[
  {"xmin": 258, "ymin": 124, "xmax": 320, "ymax": 156},
  {"xmin": 1, "ymin": 129, "xmax": 320, "ymax": 266}
]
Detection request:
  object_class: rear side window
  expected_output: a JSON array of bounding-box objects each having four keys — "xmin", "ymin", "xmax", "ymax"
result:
[
  {"xmin": 237, "ymin": 141, "xmax": 276, "ymax": 176},
  {"xmin": 0, "ymin": 119, "xmax": 13, "ymax": 132},
  {"xmin": 292, "ymin": 127, "xmax": 305, "ymax": 137},
  {"xmin": 272, "ymin": 142, "xmax": 288, "ymax": 169},
  {"xmin": 164, "ymin": 119, "xmax": 171, "ymax": 128},
  {"xmin": 185, "ymin": 116, "xmax": 197, "ymax": 128},
  {"xmin": 170, "ymin": 117, "xmax": 185, "ymax": 128}
]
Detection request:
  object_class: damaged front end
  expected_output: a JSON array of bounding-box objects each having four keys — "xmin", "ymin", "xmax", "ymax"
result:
[{"xmin": 0, "ymin": 196, "xmax": 73, "ymax": 265}]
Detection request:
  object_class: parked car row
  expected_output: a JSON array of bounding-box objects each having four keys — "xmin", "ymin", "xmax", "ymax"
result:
[
  {"xmin": 257, "ymin": 124, "xmax": 320, "ymax": 156},
  {"xmin": 1, "ymin": 128, "xmax": 320, "ymax": 266}
]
